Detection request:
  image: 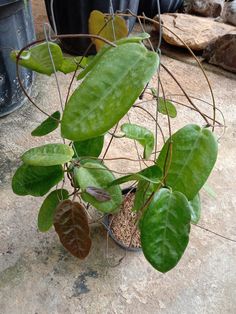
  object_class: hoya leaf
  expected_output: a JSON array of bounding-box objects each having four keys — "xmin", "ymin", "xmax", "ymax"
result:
[
  {"xmin": 133, "ymin": 180, "xmax": 158, "ymax": 213},
  {"xmin": 38, "ymin": 189, "xmax": 69, "ymax": 232},
  {"xmin": 110, "ymin": 165, "xmax": 162, "ymax": 186},
  {"xmin": 77, "ymin": 33, "xmax": 150, "ymax": 81},
  {"xmin": 158, "ymin": 98, "xmax": 177, "ymax": 118},
  {"xmin": 74, "ymin": 162, "xmax": 122, "ymax": 213},
  {"xmin": 121, "ymin": 123, "xmax": 154, "ymax": 159},
  {"xmin": 141, "ymin": 188, "xmax": 191, "ymax": 273},
  {"xmin": 189, "ymin": 194, "xmax": 201, "ymax": 224},
  {"xmin": 62, "ymin": 43, "xmax": 158, "ymax": 141},
  {"xmin": 11, "ymin": 42, "xmax": 63, "ymax": 75},
  {"xmin": 89, "ymin": 10, "xmax": 128, "ymax": 51},
  {"xmin": 31, "ymin": 111, "xmax": 60, "ymax": 137},
  {"xmin": 73, "ymin": 136, "xmax": 104, "ymax": 158},
  {"xmin": 12, "ymin": 164, "xmax": 64, "ymax": 196},
  {"xmin": 22, "ymin": 144, "xmax": 74, "ymax": 166},
  {"xmin": 203, "ymin": 183, "xmax": 216, "ymax": 198},
  {"xmin": 156, "ymin": 124, "xmax": 218, "ymax": 200},
  {"xmin": 85, "ymin": 187, "xmax": 111, "ymax": 202},
  {"xmin": 60, "ymin": 56, "xmax": 88, "ymax": 74},
  {"xmin": 54, "ymin": 200, "xmax": 91, "ymax": 259}
]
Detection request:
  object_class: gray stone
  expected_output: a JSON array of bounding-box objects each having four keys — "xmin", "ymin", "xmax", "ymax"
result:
[
  {"xmin": 203, "ymin": 31, "xmax": 236, "ymax": 73},
  {"xmin": 185, "ymin": 0, "xmax": 223, "ymax": 18},
  {"xmin": 222, "ymin": 0, "xmax": 236, "ymax": 26}
]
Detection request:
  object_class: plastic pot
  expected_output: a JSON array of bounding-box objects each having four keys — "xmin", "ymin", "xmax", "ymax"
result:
[
  {"xmin": 138, "ymin": 0, "xmax": 183, "ymax": 18},
  {"xmin": 44, "ymin": 0, "xmax": 140, "ymax": 55},
  {"xmin": 103, "ymin": 187, "xmax": 142, "ymax": 252},
  {"xmin": 0, "ymin": 0, "xmax": 35, "ymax": 117}
]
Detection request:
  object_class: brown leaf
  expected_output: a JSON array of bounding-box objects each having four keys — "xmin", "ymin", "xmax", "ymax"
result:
[
  {"xmin": 89, "ymin": 10, "xmax": 128, "ymax": 51},
  {"xmin": 54, "ymin": 200, "xmax": 91, "ymax": 259}
]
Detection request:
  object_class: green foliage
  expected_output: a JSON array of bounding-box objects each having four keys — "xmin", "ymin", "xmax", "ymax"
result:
[
  {"xmin": 141, "ymin": 188, "xmax": 191, "ymax": 273},
  {"xmin": 189, "ymin": 194, "xmax": 201, "ymax": 224},
  {"xmin": 74, "ymin": 162, "xmax": 122, "ymax": 213},
  {"xmin": 60, "ymin": 56, "xmax": 88, "ymax": 74},
  {"xmin": 21, "ymin": 144, "xmax": 74, "ymax": 166},
  {"xmin": 61, "ymin": 43, "xmax": 159, "ymax": 141},
  {"xmin": 73, "ymin": 136, "xmax": 104, "ymax": 158},
  {"xmin": 157, "ymin": 98, "xmax": 177, "ymax": 118},
  {"xmin": 156, "ymin": 124, "xmax": 218, "ymax": 200},
  {"xmin": 38, "ymin": 189, "xmax": 69, "ymax": 232},
  {"xmin": 121, "ymin": 123, "xmax": 154, "ymax": 160},
  {"xmin": 31, "ymin": 111, "xmax": 60, "ymax": 137},
  {"xmin": 11, "ymin": 42, "xmax": 63, "ymax": 75},
  {"xmin": 12, "ymin": 164, "xmax": 64, "ymax": 196}
]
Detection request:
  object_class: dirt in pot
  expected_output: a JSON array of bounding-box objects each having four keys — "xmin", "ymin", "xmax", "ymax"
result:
[{"xmin": 109, "ymin": 192, "xmax": 141, "ymax": 248}]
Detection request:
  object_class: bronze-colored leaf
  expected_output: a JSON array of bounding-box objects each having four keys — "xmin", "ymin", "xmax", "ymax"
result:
[
  {"xmin": 54, "ymin": 200, "xmax": 91, "ymax": 259},
  {"xmin": 89, "ymin": 10, "xmax": 128, "ymax": 51}
]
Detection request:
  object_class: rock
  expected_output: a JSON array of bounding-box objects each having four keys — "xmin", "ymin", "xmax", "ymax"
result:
[
  {"xmin": 203, "ymin": 31, "xmax": 236, "ymax": 73},
  {"xmin": 156, "ymin": 13, "xmax": 235, "ymax": 50},
  {"xmin": 185, "ymin": 0, "xmax": 223, "ymax": 18},
  {"xmin": 222, "ymin": 0, "xmax": 236, "ymax": 26}
]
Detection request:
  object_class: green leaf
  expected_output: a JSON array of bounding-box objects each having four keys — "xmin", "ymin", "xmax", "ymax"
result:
[
  {"xmin": 77, "ymin": 34, "xmax": 151, "ymax": 81},
  {"xmin": 110, "ymin": 165, "xmax": 162, "ymax": 186},
  {"xmin": 89, "ymin": 10, "xmax": 128, "ymax": 51},
  {"xmin": 158, "ymin": 98, "xmax": 177, "ymax": 118},
  {"xmin": 203, "ymin": 183, "xmax": 216, "ymax": 198},
  {"xmin": 141, "ymin": 188, "xmax": 191, "ymax": 273},
  {"xmin": 74, "ymin": 162, "xmax": 122, "ymax": 213},
  {"xmin": 133, "ymin": 180, "xmax": 158, "ymax": 213},
  {"xmin": 61, "ymin": 43, "xmax": 158, "ymax": 141},
  {"xmin": 189, "ymin": 194, "xmax": 201, "ymax": 224},
  {"xmin": 38, "ymin": 189, "xmax": 69, "ymax": 232},
  {"xmin": 11, "ymin": 42, "xmax": 63, "ymax": 75},
  {"xmin": 21, "ymin": 144, "xmax": 74, "ymax": 166},
  {"xmin": 121, "ymin": 123, "xmax": 154, "ymax": 159},
  {"xmin": 31, "ymin": 111, "xmax": 60, "ymax": 137},
  {"xmin": 59, "ymin": 56, "xmax": 88, "ymax": 74},
  {"xmin": 73, "ymin": 136, "xmax": 104, "ymax": 158},
  {"xmin": 12, "ymin": 164, "xmax": 64, "ymax": 196},
  {"xmin": 156, "ymin": 124, "xmax": 218, "ymax": 200}
]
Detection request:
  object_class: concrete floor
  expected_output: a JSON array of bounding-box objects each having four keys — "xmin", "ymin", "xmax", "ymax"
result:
[{"xmin": 0, "ymin": 49, "xmax": 236, "ymax": 313}]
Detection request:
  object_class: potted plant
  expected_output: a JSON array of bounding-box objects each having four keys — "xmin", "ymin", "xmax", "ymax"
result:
[
  {"xmin": 44, "ymin": 0, "xmax": 140, "ymax": 54},
  {"xmin": 11, "ymin": 10, "xmax": 220, "ymax": 273},
  {"xmin": 0, "ymin": 0, "xmax": 35, "ymax": 116}
]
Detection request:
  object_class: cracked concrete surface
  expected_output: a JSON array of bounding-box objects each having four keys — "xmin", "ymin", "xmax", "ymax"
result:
[{"xmin": 0, "ymin": 53, "xmax": 236, "ymax": 313}]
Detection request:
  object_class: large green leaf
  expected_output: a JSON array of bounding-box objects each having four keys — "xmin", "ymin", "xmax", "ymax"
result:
[
  {"xmin": 110, "ymin": 165, "xmax": 162, "ymax": 186},
  {"xmin": 141, "ymin": 188, "xmax": 191, "ymax": 273},
  {"xmin": 156, "ymin": 125, "xmax": 218, "ymax": 200},
  {"xmin": 73, "ymin": 136, "xmax": 104, "ymax": 158},
  {"xmin": 12, "ymin": 164, "xmax": 64, "ymax": 196},
  {"xmin": 74, "ymin": 162, "xmax": 122, "ymax": 213},
  {"xmin": 189, "ymin": 194, "xmax": 201, "ymax": 224},
  {"xmin": 158, "ymin": 98, "xmax": 177, "ymax": 118},
  {"xmin": 21, "ymin": 144, "xmax": 74, "ymax": 166},
  {"xmin": 11, "ymin": 42, "xmax": 63, "ymax": 75},
  {"xmin": 61, "ymin": 43, "xmax": 158, "ymax": 141},
  {"xmin": 38, "ymin": 189, "xmax": 69, "ymax": 232},
  {"xmin": 31, "ymin": 111, "xmax": 60, "ymax": 137},
  {"xmin": 121, "ymin": 123, "xmax": 154, "ymax": 160},
  {"xmin": 77, "ymin": 33, "xmax": 150, "ymax": 81},
  {"xmin": 89, "ymin": 10, "xmax": 128, "ymax": 51}
]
